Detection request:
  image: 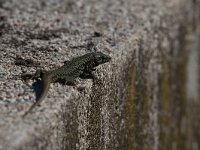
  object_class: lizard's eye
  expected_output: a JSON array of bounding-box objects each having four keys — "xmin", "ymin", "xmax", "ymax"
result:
[
  {"xmin": 94, "ymin": 52, "xmax": 111, "ymax": 64},
  {"xmin": 95, "ymin": 55, "xmax": 103, "ymax": 63}
]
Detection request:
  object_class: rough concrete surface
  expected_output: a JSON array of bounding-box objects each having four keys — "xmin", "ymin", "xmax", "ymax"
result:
[{"xmin": 0, "ymin": 0, "xmax": 199, "ymax": 150}]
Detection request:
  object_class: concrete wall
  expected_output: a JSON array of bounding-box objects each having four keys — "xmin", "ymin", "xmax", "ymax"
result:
[{"xmin": 0, "ymin": 0, "xmax": 199, "ymax": 149}]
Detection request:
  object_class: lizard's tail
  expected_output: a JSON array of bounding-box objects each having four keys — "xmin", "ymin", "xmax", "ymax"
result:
[{"xmin": 22, "ymin": 75, "xmax": 51, "ymax": 118}]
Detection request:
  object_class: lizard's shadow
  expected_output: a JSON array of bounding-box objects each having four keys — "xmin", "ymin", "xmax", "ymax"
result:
[
  {"xmin": 32, "ymin": 79, "xmax": 75, "ymax": 101},
  {"xmin": 32, "ymin": 80, "xmax": 43, "ymax": 100},
  {"xmin": 21, "ymin": 73, "xmax": 44, "ymax": 101}
]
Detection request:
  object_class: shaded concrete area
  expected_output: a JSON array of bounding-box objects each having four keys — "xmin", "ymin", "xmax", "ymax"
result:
[{"xmin": 0, "ymin": 0, "xmax": 199, "ymax": 149}]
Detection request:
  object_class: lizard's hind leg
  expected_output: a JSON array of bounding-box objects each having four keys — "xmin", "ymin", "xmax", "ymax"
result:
[
  {"xmin": 21, "ymin": 69, "xmax": 45, "ymax": 81},
  {"xmin": 33, "ymin": 69, "xmax": 46, "ymax": 79}
]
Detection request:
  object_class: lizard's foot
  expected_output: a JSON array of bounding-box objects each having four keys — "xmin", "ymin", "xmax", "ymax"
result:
[
  {"xmin": 21, "ymin": 69, "xmax": 46, "ymax": 81},
  {"xmin": 79, "ymin": 71, "xmax": 95, "ymax": 80},
  {"xmin": 66, "ymin": 81, "xmax": 76, "ymax": 86},
  {"xmin": 57, "ymin": 78, "xmax": 76, "ymax": 86}
]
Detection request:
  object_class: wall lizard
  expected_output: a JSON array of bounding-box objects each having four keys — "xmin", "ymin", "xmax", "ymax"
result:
[{"xmin": 22, "ymin": 52, "xmax": 111, "ymax": 117}]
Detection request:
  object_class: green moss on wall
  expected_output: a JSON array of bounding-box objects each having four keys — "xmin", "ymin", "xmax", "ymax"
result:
[
  {"xmin": 159, "ymin": 25, "xmax": 188, "ymax": 150},
  {"xmin": 125, "ymin": 57, "xmax": 151, "ymax": 149},
  {"xmin": 125, "ymin": 65, "xmax": 136, "ymax": 150}
]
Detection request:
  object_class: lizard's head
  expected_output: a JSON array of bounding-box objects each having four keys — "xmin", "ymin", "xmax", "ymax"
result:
[{"xmin": 94, "ymin": 52, "xmax": 111, "ymax": 65}]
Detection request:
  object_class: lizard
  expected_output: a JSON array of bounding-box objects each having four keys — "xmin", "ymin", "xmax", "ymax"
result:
[{"xmin": 22, "ymin": 52, "xmax": 111, "ymax": 117}]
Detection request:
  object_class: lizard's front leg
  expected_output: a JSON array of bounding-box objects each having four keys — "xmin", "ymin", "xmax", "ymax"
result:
[
  {"xmin": 79, "ymin": 69, "xmax": 95, "ymax": 79},
  {"xmin": 58, "ymin": 76, "xmax": 76, "ymax": 86}
]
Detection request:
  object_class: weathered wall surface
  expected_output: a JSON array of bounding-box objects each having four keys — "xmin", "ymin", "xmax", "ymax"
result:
[{"xmin": 0, "ymin": 0, "xmax": 199, "ymax": 150}]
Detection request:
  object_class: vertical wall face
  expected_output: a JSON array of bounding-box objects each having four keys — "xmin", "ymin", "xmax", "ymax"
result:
[
  {"xmin": 125, "ymin": 3, "xmax": 200, "ymax": 150},
  {"xmin": 123, "ymin": 2, "xmax": 200, "ymax": 150},
  {"xmin": 123, "ymin": 26, "xmax": 198, "ymax": 150},
  {"xmin": 159, "ymin": 25, "xmax": 188, "ymax": 150}
]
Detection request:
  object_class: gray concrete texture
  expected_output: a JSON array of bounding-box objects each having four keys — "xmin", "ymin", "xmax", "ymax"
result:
[{"xmin": 0, "ymin": 0, "xmax": 199, "ymax": 149}]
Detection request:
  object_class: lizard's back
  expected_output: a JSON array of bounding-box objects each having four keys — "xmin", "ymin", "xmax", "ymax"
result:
[{"xmin": 49, "ymin": 53, "xmax": 95, "ymax": 81}]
